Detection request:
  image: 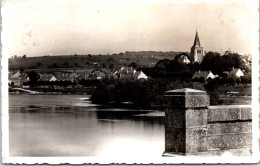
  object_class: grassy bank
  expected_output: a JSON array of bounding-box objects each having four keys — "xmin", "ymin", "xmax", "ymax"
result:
[{"xmin": 9, "ymin": 87, "xmax": 95, "ymax": 95}]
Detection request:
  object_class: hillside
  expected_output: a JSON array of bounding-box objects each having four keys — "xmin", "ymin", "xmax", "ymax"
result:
[{"xmin": 9, "ymin": 51, "xmax": 183, "ymax": 71}]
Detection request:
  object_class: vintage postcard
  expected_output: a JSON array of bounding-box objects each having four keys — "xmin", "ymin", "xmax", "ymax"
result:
[{"xmin": 1, "ymin": 0, "xmax": 259, "ymax": 164}]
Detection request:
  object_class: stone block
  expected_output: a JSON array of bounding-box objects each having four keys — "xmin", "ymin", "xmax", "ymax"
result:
[
  {"xmin": 208, "ymin": 106, "xmax": 252, "ymax": 122},
  {"xmin": 208, "ymin": 107, "xmax": 239, "ymax": 122},
  {"xmin": 186, "ymin": 108, "xmax": 208, "ymax": 127},
  {"xmin": 207, "ymin": 133, "xmax": 252, "ymax": 150},
  {"xmin": 186, "ymin": 128, "xmax": 208, "ymax": 153},
  {"xmin": 164, "ymin": 88, "xmax": 209, "ymax": 108},
  {"xmin": 165, "ymin": 108, "xmax": 185, "ymax": 128},
  {"xmin": 206, "ymin": 147, "xmax": 252, "ymax": 156},
  {"xmin": 241, "ymin": 107, "xmax": 252, "ymax": 120},
  {"xmin": 165, "ymin": 127, "xmax": 186, "ymax": 153},
  {"xmin": 185, "ymin": 94, "xmax": 210, "ymax": 108},
  {"xmin": 208, "ymin": 122, "xmax": 252, "ymax": 135}
]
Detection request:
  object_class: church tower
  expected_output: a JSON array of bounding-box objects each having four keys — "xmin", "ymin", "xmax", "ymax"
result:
[{"xmin": 190, "ymin": 30, "xmax": 204, "ymax": 63}]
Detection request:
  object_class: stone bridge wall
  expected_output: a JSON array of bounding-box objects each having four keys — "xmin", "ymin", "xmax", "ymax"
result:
[{"xmin": 163, "ymin": 88, "xmax": 252, "ymax": 156}]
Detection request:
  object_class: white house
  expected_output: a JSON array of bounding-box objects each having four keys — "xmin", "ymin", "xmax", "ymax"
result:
[
  {"xmin": 11, "ymin": 70, "xmax": 22, "ymax": 78},
  {"xmin": 177, "ymin": 55, "xmax": 190, "ymax": 64},
  {"xmin": 228, "ymin": 68, "xmax": 244, "ymax": 78},
  {"xmin": 50, "ymin": 75, "xmax": 57, "ymax": 82},
  {"xmin": 8, "ymin": 70, "xmax": 27, "ymax": 87},
  {"xmin": 133, "ymin": 70, "xmax": 148, "ymax": 80},
  {"xmin": 192, "ymin": 70, "xmax": 215, "ymax": 80}
]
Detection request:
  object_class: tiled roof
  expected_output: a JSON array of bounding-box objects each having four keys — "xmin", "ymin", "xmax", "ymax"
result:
[
  {"xmin": 192, "ymin": 71, "xmax": 211, "ymax": 79},
  {"xmin": 229, "ymin": 68, "xmax": 240, "ymax": 75},
  {"xmin": 40, "ymin": 74, "xmax": 53, "ymax": 81}
]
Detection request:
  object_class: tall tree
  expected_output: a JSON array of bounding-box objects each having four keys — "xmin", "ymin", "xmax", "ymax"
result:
[
  {"xmin": 200, "ymin": 52, "xmax": 223, "ymax": 74},
  {"xmin": 222, "ymin": 52, "xmax": 244, "ymax": 71},
  {"xmin": 28, "ymin": 71, "xmax": 39, "ymax": 87}
]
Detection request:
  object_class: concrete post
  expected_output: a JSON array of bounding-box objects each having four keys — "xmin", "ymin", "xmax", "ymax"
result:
[{"xmin": 163, "ymin": 88, "xmax": 210, "ymax": 155}]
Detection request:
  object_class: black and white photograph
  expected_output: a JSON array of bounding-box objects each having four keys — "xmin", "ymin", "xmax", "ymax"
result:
[{"xmin": 1, "ymin": 0, "xmax": 259, "ymax": 164}]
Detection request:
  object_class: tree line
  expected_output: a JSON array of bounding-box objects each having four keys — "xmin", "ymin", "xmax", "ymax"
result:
[
  {"xmin": 140, "ymin": 51, "xmax": 248, "ymax": 80},
  {"xmin": 90, "ymin": 51, "xmax": 251, "ymax": 108}
]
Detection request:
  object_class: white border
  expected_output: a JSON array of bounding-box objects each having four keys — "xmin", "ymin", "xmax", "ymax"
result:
[{"xmin": 1, "ymin": 0, "xmax": 260, "ymax": 164}]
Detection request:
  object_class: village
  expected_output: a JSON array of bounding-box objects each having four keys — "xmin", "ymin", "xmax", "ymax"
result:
[
  {"xmin": 8, "ymin": 31, "xmax": 252, "ymax": 107},
  {"xmin": 9, "ymin": 66, "xmax": 149, "ymax": 88},
  {"xmin": 8, "ymin": 62, "xmax": 249, "ymax": 88}
]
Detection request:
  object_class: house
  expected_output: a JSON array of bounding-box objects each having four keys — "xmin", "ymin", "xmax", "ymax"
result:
[
  {"xmin": 177, "ymin": 55, "xmax": 190, "ymax": 64},
  {"xmin": 113, "ymin": 67, "xmax": 149, "ymax": 80},
  {"xmin": 228, "ymin": 68, "xmax": 244, "ymax": 78},
  {"xmin": 10, "ymin": 70, "xmax": 22, "ymax": 78},
  {"xmin": 55, "ymin": 72, "xmax": 70, "ymax": 81},
  {"xmin": 39, "ymin": 74, "xmax": 56, "ymax": 82},
  {"xmin": 88, "ymin": 70, "xmax": 106, "ymax": 80},
  {"xmin": 8, "ymin": 70, "xmax": 28, "ymax": 87},
  {"xmin": 9, "ymin": 77, "xmax": 27, "ymax": 87},
  {"xmin": 133, "ymin": 70, "xmax": 148, "ymax": 80},
  {"xmin": 192, "ymin": 70, "xmax": 215, "ymax": 80},
  {"xmin": 77, "ymin": 72, "xmax": 88, "ymax": 81},
  {"xmin": 68, "ymin": 72, "xmax": 80, "ymax": 82},
  {"xmin": 50, "ymin": 75, "xmax": 57, "ymax": 82},
  {"xmin": 113, "ymin": 67, "xmax": 135, "ymax": 79}
]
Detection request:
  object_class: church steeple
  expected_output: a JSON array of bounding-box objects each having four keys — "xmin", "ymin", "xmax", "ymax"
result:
[
  {"xmin": 193, "ymin": 30, "xmax": 201, "ymax": 47},
  {"xmin": 190, "ymin": 30, "xmax": 204, "ymax": 63}
]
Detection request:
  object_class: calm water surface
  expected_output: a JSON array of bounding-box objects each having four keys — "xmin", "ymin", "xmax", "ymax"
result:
[{"xmin": 9, "ymin": 94, "xmax": 165, "ymax": 157}]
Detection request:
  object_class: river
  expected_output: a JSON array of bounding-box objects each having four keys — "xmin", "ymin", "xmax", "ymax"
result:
[{"xmin": 9, "ymin": 94, "xmax": 165, "ymax": 157}]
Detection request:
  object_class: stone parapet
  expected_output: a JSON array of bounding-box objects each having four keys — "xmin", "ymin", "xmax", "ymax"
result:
[
  {"xmin": 164, "ymin": 88, "xmax": 210, "ymax": 108},
  {"xmin": 164, "ymin": 88, "xmax": 209, "ymax": 154},
  {"xmin": 163, "ymin": 88, "xmax": 252, "ymax": 156},
  {"xmin": 208, "ymin": 105, "xmax": 252, "ymax": 122}
]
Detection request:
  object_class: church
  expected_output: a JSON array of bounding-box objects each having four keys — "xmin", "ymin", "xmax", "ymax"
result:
[{"xmin": 190, "ymin": 30, "xmax": 205, "ymax": 63}]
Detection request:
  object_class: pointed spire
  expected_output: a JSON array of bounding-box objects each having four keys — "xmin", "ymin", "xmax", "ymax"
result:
[{"xmin": 193, "ymin": 30, "xmax": 201, "ymax": 47}]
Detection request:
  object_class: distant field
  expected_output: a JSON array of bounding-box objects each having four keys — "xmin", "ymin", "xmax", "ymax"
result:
[{"xmin": 9, "ymin": 51, "xmax": 182, "ymax": 70}]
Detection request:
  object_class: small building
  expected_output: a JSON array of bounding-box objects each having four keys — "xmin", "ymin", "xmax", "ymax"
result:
[
  {"xmin": 9, "ymin": 70, "xmax": 28, "ymax": 87},
  {"xmin": 228, "ymin": 68, "xmax": 244, "ymax": 78},
  {"xmin": 88, "ymin": 71, "xmax": 106, "ymax": 80},
  {"xmin": 192, "ymin": 70, "xmax": 215, "ymax": 80},
  {"xmin": 54, "ymin": 72, "xmax": 71, "ymax": 81},
  {"xmin": 8, "ymin": 77, "xmax": 27, "ymax": 87},
  {"xmin": 112, "ymin": 67, "xmax": 148, "ymax": 80},
  {"xmin": 77, "ymin": 72, "xmax": 88, "ymax": 81},
  {"xmin": 133, "ymin": 70, "xmax": 148, "ymax": 80},
  {"xmin": 40, "ymin": 74, "xmax": 56, "ymax": 82},
  {"xmin": 68, "ymin": 73, "xmax": 80, "ymax": 82},
  {"xmin": 177, "ymin": 55, "xmax": 190, "ymax": 64},
  {"xmin": 11, "ymin": 70, "xmax": 22, "ymax": 78},
  {"xmin": 50, "ymin": 75, "xmax": 57, "ymax": 82},
  {"xmin": 113, "ymin": 67, "xmax": 134, "ymax": 79}
]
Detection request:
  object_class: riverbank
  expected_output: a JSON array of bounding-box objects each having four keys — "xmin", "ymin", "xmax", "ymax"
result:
[
  {"xmin": 9, "ymin": 87, "xmax": 95, "ymax": 95},
  {"xmin": 9, "ymin": 84, "xmax": 252, "ymax": 107}
]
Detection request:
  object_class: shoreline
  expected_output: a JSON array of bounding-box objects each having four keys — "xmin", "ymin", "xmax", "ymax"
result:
[{"xmin": 9, "ymin": 87, "xmax": 95, "ymax": 95}]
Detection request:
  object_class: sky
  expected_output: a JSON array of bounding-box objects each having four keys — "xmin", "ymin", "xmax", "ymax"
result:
[{"xmin": 1, "ymin": 0, "xmax": 259, "ymax": 57}]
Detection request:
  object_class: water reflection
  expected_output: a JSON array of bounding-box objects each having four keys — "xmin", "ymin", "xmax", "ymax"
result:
[{"xmin": 9, "ymin": 94, "xmax": 165, "ymax": 157}]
